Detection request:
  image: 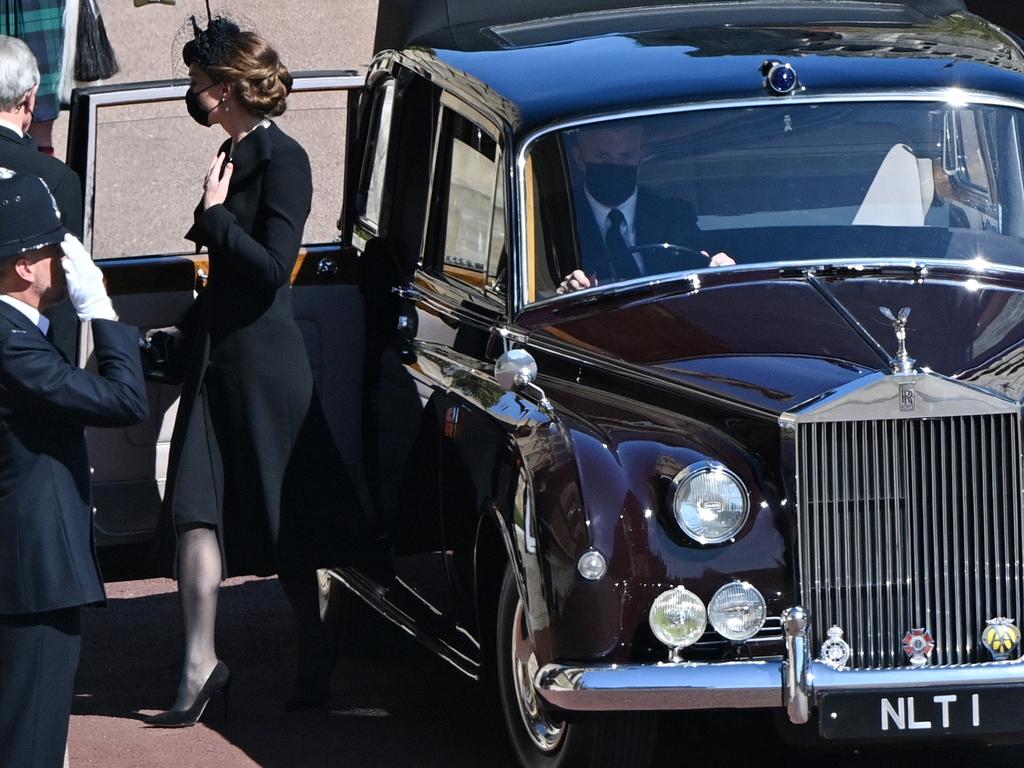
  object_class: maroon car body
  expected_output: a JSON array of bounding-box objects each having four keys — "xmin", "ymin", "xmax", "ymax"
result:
[{"xmin": 326, "ymin": 2, "xmax": 1024, "ymax": 765}]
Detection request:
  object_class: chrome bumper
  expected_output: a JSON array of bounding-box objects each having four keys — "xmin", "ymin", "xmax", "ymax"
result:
[{"xmin": 535, "ymin": 607, "xmax": 1024, "ymax": 724}]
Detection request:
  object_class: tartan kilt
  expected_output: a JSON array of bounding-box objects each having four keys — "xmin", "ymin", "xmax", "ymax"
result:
[{"xmin": 1, "ymin": 0, "xmax": 65, "ymax": 121}]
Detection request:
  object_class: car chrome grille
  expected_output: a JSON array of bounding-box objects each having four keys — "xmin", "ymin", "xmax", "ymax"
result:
[{"xmin": 795, "ymin": 414, "xmax": 1024, "ymax": 668}]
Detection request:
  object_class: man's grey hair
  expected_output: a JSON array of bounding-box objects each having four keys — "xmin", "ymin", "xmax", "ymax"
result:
[{"xmin": 0, "ymin": 36, "xmax": 40, "ymax": 112}]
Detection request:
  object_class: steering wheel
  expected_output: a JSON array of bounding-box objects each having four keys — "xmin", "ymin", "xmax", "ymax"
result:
[{"xmin": 583, "ymin": 242, "xmax": 712, "ymax": 278}]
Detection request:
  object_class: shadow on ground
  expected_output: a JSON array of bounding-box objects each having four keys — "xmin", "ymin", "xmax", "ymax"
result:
[{"xmin": 72, "ymin": 577, "xmax": 515, "ymax": 768}]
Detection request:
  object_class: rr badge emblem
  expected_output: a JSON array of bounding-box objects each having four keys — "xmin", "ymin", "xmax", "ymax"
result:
[
  {"xmin": 902, "ymin": 628, "xmax": 935, "ymax": 667},
  {"xmin": 898, "ymin": 382, "xmax": 915, "ymax": 412}
]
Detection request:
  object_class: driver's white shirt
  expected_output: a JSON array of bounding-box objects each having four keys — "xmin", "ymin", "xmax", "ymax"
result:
[{"xmin": 584, "ymin": 187, "xmax": 644, "ymax": 274}]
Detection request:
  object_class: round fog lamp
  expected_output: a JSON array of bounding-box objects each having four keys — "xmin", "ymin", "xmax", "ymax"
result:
[
  {"xmin": 648, "ymin": 586, "xmax": 707, "ymax": 650},
  {"xmin": 708, "ymin": 581, "xmax": 766, "ymax": 642},
  {"xmin": 577, "ymin": 550, "xmax": 607, "ymax": 581},
  {"xmin": 671, "ymin": 461, "xmax": 749, "ymax": 544}
]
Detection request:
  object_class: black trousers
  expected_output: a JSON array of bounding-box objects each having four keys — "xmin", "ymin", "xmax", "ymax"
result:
[{"xmin": 0, "ymin": 608, "xmax": 81, "ymax": 768}]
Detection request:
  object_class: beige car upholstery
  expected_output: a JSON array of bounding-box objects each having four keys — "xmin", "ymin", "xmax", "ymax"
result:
[{"xmin": 852, "ymin": 143, "xmax": 935, "ymax": 226}]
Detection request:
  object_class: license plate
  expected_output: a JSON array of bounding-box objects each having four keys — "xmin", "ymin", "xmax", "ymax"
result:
[{"xmin": 819, "ymin": 688, "xmax": 1024, "ymax": 739}]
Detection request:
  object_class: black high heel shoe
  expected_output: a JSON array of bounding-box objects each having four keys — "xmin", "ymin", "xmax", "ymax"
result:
[{"xmin": 144, "ymin": 661, "xmax": 231, "ymax": 728}]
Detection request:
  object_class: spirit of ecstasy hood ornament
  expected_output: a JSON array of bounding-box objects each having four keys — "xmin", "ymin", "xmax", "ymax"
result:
[{"xmin": 879, "ymin": 306, "xmax": 916, "ymax": 374}]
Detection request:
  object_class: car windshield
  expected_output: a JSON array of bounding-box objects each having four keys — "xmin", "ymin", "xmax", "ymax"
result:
[{"xmin": 524, "ymin": 99, "xmax": 1024, "ymax": 301}]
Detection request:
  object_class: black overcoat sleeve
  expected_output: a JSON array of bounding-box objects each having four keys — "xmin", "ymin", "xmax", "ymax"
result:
[
  {"xmin": 194, "ymin": 141, "xmax": 314, "ymax": 289},
  {"xmin": 0, "ymin": 319, "xmax": 148, "ymax": 427},
  {"xmin": 51, "ymin": 165, "xmax": 85, "ymax": 241}
]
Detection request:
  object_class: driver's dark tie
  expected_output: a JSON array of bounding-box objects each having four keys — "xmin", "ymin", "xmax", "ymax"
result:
[{"xmin": 605, "ymin": 208, "xmax": 639, "ymax": 280}]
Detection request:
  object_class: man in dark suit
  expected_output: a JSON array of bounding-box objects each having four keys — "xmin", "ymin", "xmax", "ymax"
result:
[
  {"xmin": 0, "ymin": 36, "xmax": 82, "ymax": 237},
  {"xmin": 0, "ymin": 169, "xmax": 147, "ymax": 768},
  {"xmin": 557, "ymin": 122, "xmax": 733, "ymax": 294},
  {"xmin": 0, "ymin": 35, "xmax": 84, "ymax": 360}
]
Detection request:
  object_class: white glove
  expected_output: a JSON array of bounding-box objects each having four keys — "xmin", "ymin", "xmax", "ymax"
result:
[{"xmin": 60, "ymin": 234, "xmax": 117, "ymax": 321}]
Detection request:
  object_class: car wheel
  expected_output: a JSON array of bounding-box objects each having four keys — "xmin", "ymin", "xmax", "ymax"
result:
[{"xmin": 496, "ymin": 566, "xmax": 658, "ymax": 768}]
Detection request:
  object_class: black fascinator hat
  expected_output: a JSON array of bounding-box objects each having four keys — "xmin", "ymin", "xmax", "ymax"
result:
[{"xmin": 182, "ymin": 0, "xmax": 240, "ymax": 68}]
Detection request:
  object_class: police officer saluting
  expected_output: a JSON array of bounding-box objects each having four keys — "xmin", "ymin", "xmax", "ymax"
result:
[{"xmin": 0, "ymin": 168, "xmax": 147, "ymax": 768}]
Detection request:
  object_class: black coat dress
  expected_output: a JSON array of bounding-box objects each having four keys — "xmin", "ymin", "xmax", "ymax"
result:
[{"xmin": 160, "ymin": 121, "xmax": 365, "ymax": 577}]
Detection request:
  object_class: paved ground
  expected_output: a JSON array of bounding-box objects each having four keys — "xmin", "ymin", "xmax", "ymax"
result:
[{"xmin": 69, "ymin": 575, "xmax": 517, "ymax": 768}]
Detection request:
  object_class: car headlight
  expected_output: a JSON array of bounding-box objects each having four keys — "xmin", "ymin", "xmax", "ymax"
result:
[
  {"xmin": 669, "ymin": 461, "xmax": 749, "ymax": 544},
  {"xmin": 648, "ymin": 586, "xmax": 707, "ymax": 650},
  {"xmin": 708, "ymin": 581, "xmax": 766, "ymax": 642}
]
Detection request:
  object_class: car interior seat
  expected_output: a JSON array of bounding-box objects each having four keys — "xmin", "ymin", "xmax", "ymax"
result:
[{"xmin": 852, "ymin": 143, "xmax": 935, "ymax": 226}]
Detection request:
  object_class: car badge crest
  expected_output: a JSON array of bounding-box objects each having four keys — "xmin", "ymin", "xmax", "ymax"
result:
[
  {"xmin": 981, "ymin": 617, "xmax": 1021, "ymax": 661},
  {"xmin": 879, "ymin": 306, "xmax": 916, "ymax": 374},
  {"xmin": 819, "ymin": 625, "xmax": 851, "ymax": 670},
  {"xmin": 902, "ymin": 628, "xmax": 935, "ymax": 667}
]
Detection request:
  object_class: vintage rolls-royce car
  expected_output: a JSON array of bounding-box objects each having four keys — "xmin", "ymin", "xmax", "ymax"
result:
[{"xmin": 68, "ymin": 0, "xmax": 1024, "ymax": 765}]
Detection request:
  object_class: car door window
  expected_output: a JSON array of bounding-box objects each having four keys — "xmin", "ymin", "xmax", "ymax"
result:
[
  {"xmin": 434, "ymin": 106, "xmax": 504, "ymax": 296},
  {"xmin": 486, "ymin": 166, "xmax": 507, "ymax": 293},
  {"xmin": 83, "ymin": 77, "xmax": 354, "ymax": 259},
  {"xmin": 356, "ymin": 79, "xmax": 396, "ymax": 239}
]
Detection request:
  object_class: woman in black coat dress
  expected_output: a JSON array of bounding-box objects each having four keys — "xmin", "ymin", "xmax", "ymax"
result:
[{"xmin": 145, "ymin": 15, "xmax": 366, "ymax": 725}]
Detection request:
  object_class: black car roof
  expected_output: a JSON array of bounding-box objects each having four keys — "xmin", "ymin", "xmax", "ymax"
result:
[
  {"xmin": 374, "ymin": 0, "xmax": 969, "ymax": 51},
  {"xmin": 378, "ymin": 1, "xmax": 1024, "ymax": 137}
]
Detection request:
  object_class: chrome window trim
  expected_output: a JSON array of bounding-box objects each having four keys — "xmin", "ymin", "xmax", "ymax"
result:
[{"xmin": 512, "ymin": 88, "xmax": 1024, "ymax": 314}]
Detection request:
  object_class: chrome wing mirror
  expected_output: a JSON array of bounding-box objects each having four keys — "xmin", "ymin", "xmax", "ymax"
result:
[{"xmin": 495, "ymin": 349, "xmax": 553, "ymax": 414}]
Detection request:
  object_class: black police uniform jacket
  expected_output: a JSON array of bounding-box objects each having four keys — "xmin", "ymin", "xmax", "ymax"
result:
[
  {"xmin": 160, "ymin": 121, "xmax": 365, "ymax": 578},
  {"xmin": 0, "ymin": 306, "xmax": 147, "ymax": 615}
]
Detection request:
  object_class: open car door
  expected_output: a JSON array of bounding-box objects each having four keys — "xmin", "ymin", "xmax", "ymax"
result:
[{"xmin": 64, "ymin": 72, "xmax": 365, "ymax": 562}]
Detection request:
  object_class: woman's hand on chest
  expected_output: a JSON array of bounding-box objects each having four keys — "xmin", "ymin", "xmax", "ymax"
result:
[{"xmin": 203, "ymin": 151, "xmax": 234, "ymax": 210}]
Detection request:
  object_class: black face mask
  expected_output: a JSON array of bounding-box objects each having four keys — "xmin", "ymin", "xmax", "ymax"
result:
[
  {"xmin": 185, "ymin": 83, "xmax": 217, "ymax": 127},
  {"xmin": 584, "ymin": 162, "xmax": 639, "ymax": 207}
]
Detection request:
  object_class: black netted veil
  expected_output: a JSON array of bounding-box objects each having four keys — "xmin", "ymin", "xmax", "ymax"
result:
[{"xmin": 179, "ymin": 1, "xmax": 242, "ymax": 70}]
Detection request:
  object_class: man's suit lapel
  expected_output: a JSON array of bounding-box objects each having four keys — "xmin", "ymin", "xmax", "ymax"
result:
[
  {"xmin": 0, "ymin": 300, "xmax": 45, "ymax": 338},
  {"xmin": 0, "ymin": 301, "xmax": 67, "ymax": 360}
]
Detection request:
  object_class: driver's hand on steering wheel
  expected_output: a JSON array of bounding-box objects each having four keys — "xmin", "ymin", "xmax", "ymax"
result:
[
  {"xmin": 556, "ymin": 269, "xmax": 597, "ymax": 294},
  {"xmin": 704, "ymin": 251, "xmax": 735, "ymax": 267}
]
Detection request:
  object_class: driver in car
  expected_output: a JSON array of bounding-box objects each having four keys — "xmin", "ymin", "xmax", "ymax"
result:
[{"xmin": 556, "ymin": 123, "xmax": 734, "ymax": 294}]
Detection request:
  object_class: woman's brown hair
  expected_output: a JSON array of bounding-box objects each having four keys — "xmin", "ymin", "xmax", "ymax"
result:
[{"xmin": 201, "ymin": 31, "xmax": 292, "ymax": 118}]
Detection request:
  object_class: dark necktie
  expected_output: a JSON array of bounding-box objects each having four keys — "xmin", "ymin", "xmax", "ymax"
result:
[{"xmin": 605, "ymin": 208, "xmax": 638, "ymax": 279}]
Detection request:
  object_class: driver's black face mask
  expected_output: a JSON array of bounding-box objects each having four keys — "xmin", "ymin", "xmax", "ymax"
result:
[{"xmin": 584, "ymin": 162, "xmax": 639, "ymax": 207}]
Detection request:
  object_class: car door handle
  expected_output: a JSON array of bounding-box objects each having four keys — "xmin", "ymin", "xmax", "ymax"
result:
[
  {"xmin": 316, "ymin": 256, "xmax": 339, "ymax": 276},
  {"xmin": 392, "ymin": 285, "xmax": 423, "ymax": 301}
]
